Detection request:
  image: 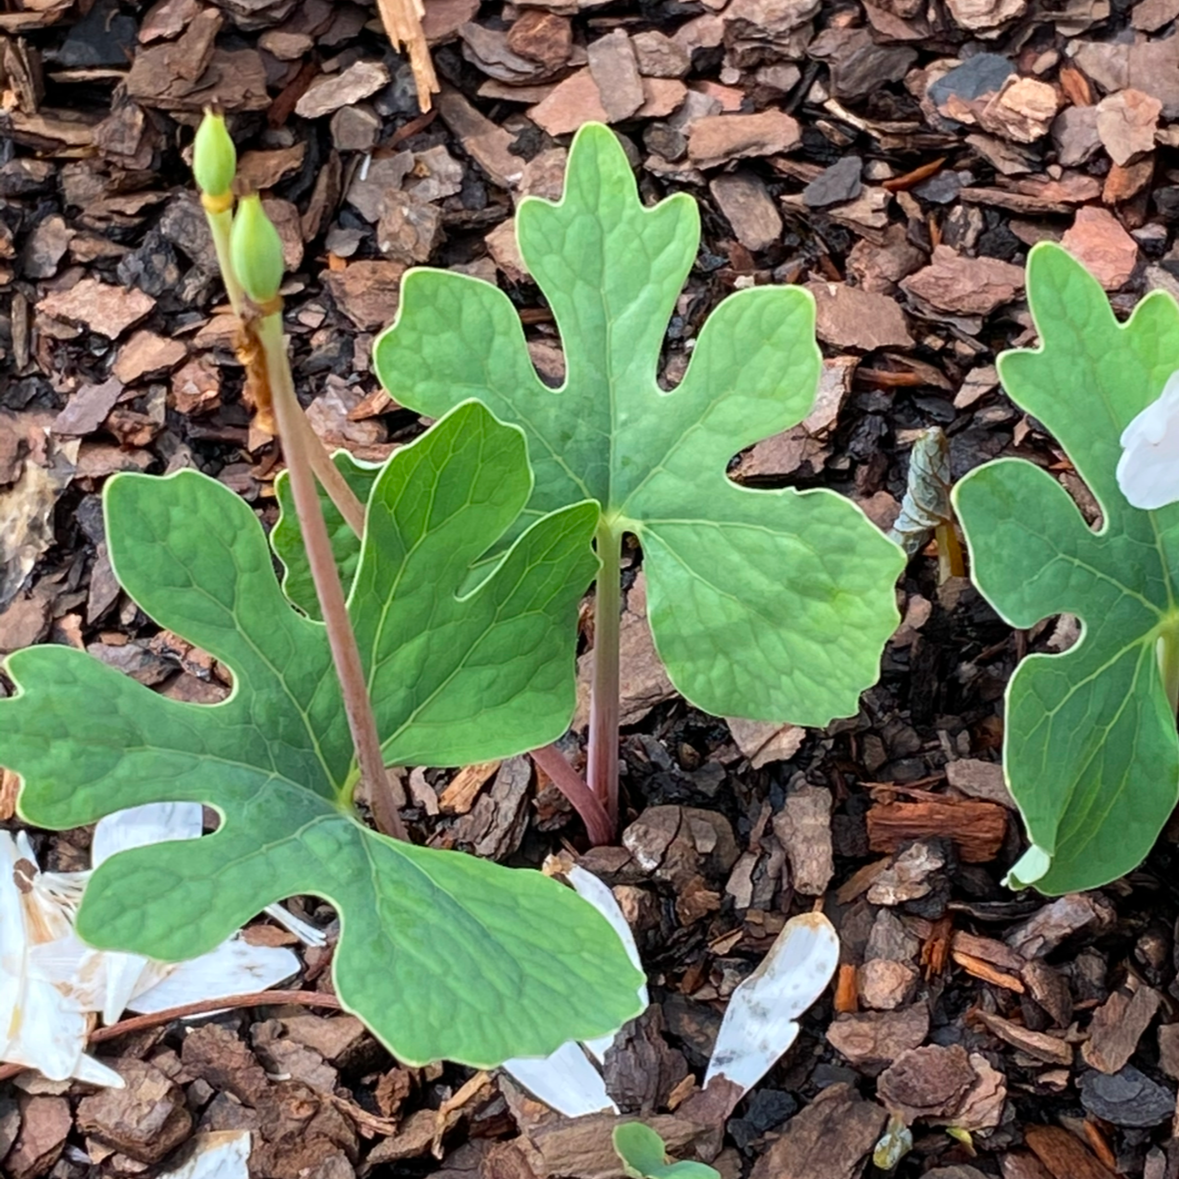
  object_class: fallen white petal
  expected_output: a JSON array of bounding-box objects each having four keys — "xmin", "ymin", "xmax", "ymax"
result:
[
  {"xmin": 500, "ymin": 864, "xmax": 648, "ymax": 1114},
  {"xmin": 1, "ymin": 808, "xmax": 300, "ymax": 1087},
  {"xmin": 0, "ymin": 833, "xmax": 123, "ymax": 1085},
  {"xmin": 566, "ymin": 865, "xmax": 648, "ymax": 1062},
  {"xmin": 128, "ymin": 937, "xmax": 298, "ymax": 1014},
  {"xmin": 704, "ymin": 911, "xmax": 840, "ymax": 1097},
  {"xmin": 261, "ymin": 904, "xmax": 326, "ymax": 947},
  {"xmin": 158, "ymin": 1131, "xmax": 251, "ymax": 1179},
  {"xmin": 1117, "ymin": 371, "xmax": 1179, "ymax": 510},
  {"xmin": 503, "ymin": 1041, "xmax": 617, "ymax": 1117},
  {"xmin": 92, "ymin": 802, "xmax": 203, "ymax": 866}
]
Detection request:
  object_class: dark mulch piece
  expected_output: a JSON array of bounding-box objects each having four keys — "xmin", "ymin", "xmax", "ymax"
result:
[{"xmin": 2, "ymin": 0, "xmax": 1179, "ymax": 1175}]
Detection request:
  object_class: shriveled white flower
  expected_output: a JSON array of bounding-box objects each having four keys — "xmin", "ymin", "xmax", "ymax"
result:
[
  {"xmin": 1, "ymin": 803, "xmax": 318, "ymax": 1086},
  {"xmin": 1117, "ymin": 372, "xmax": 1179, "ymax": 510}
]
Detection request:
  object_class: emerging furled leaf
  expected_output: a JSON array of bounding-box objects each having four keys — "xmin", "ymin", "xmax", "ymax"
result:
[
  {"xmin": 888, "ymin": 426, "xmax": 952, "ymax": 557},
  {"xmin": 374, "ymin": 123, "xmax": 902, "ymax": 725},
  {"xmin": 954, "ymin": 243, "xmax": 1179, "ymax": 894},
  {"xmin": 2, "ymin": 402, "xmax": 645, "ymax": 1066}
]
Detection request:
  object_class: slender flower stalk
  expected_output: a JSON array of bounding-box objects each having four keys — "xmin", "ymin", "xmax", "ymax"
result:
[
  {"xmin": 586, "ymin": 522, "xmax": 622, "ymax": 827},
  {"xmin": 232, "ymin": 196, "xmax": 405, "ymax": 840}
]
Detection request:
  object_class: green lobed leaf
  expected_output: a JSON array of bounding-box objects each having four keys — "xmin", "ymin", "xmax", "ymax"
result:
[
  {"xmin": 612, "ymin": 1123, "xmax": 720, "ymax": 1179},
  {"xmin": 2, "ymin": 402, "xmax": 646, "ymax": 1066},
  {"xmin": 953, "ymin": 242, "xmax": 1179, "ymax": 894},
  {"xmin": 374, "ymin": 123, "xmax": 903, "ymax": 726}
]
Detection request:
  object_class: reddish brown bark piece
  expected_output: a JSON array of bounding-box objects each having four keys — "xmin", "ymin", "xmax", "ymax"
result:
[
  {"xmin": 1002, "ymin": 1153, "xmax": 1056, "ymax": 1179},
  {"xmin": 4, "ymin": 1096, "xmax": 70, "ymax": 1179},
  {"xmin": 1060, "ymin": 206, "xmax": 1139, "ymax": 290},
  {"xmin": 977, "ymin": 1011, "xmax": 1073, "ymax": 1065},
  {"xmin": 901, "ymin": 245, "xmax": 1025, "ymax": 316},
  {"xmin": 866, "ymin": 799, "xmax": 1007, "ymax": 862},
  {"xmin": 805, "ymin": 280, "xmax": 912, "ymax": 351},
  {"xmin": 37, "ymin": 277, "xmax": 154, "ymax": 340},
  {"xmin": 76, "ymin": 1058, "xmax": 193, "ymax": 1163},
  {"xmin": 1024, "ymin": 1126, "xmax": 1118, "ymax": 1179},
  {"xmin": 1082, "ymin": 984, "xmax": 1162, "ymax": 1073},
  {"xmin": 1095, "ymin": 88, "xmax": 1162, "ymax": 165},
  {"xmin": 773, "ymin": 784, "xmax": 834, "ymax": 896},
  {"xmin": 749, "ymin": 1083, "xmax": 886, "ymax": 1179},
  {"xmin": 687, "ymin": 109, "xmax": 801, "ymax": 169},
  {"xmin": 877, "ymin": 1044, "xmax": 976, "ymax": 1121},
  {"xmin": 826, "ymin": 1004, "xmax": 931, "ymax": 1074}
]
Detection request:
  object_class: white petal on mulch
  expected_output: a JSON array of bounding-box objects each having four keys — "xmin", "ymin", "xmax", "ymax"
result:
[
  {"xmin": 94, "ymin": 804, "xmax": 327, "ymax": 947},
  {"xmin": 1117, "ymin": 371, "xmax": 1179, "ymax": 510},
  {"xmin": 91, "ymin": 801, "xmax": 203, "ymax": 864},
  {"xmin": 500, "ymin": 863, "xmax": 648, "ymax": 1116},
  {"xmin": 704, "ymin": 911, "xmax": 840, "ymax": 1097},
  {"xmin": 0, "ymin": 830, "xmax": 123, "ymax": 1086},
  {"xmin": 566, "ymin": 865, "xmax": 648, "ymax": 1062},
  {"xmin": 128, "ymin": 937, "xmax": 299, "ymax": 1014},
  {"xmin": 0, "ymin": 807, "xmax": 301, "ymax": 1086},
  {"xmin": 158, "ymin": 1131, "xmax": 251, "ymax": 1179},
  {"xmin": 502, "ymin": 1040, "xmax": 617, "ymax": 1117}
]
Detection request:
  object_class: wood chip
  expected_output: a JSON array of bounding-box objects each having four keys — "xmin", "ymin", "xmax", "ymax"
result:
[
  {"xmin": 112, "ymin": 329, "xmax": 186, "ymax": 383},
  {"xmin": 295, "ymin": 60, "xmax": 390, "ymax": 119},
  {"xmin": 322, "ymin": 260, "xmax": 407, "ymax": 331},
  {"xmin": 709, "ymin": 171, "xmax": 782, "ymax": 252},
  {"xmin": 772, "ymin": 785, "xmax": 833, "ymax": 896},
  {"xmin": 1024, "ymin": 1125, "xmax": 1118, "ymax": 1179},
  {"xmin": 37, "ymin": 277, "xmax": 154, "ymax": 339},
  {"xmin": 866, "ymin": 799, "xmax": 1007, "ymax": 862},
  {"xmin": 876, "ymin": 1043, "xmax": 977, "ymax": 1121},
  {"xmin": 438, "ymin": 760, "xmax": 502, "ymax": 814},
  {"xmin": 806, "ymin": 280, "xmax": 912, "ymax": 350},
  {"xmin": 749, "ymin": 1084, "xmax": 886, "ymax": 1179},
  {"xmin": 901, "ymin": 245, "xmax": 1025, "ymax": 315},
  {"xmin": 1095, "ymin": 87, "xmax": 1162, "ymax": 165},
  {"xmin": 1081, "ymin": 983, "xmax": 1161, "ymax": 1074},
  {"xmin": 975, "ymin": 1011, "xmax": 1073, "ymax": 1065},
  {"xmin": 1060, "ymin": 206, "xmax": 1139, "ymax": 289},
  {"xmin": 687, "ymin": 109, "xmax": 801, "ymax": 169},
  {"xmin": 52, "ymin": 376, "xmax": 124, "ymax": 435},
  {"xmin": 725, "ymin": 717, "xmax": 804, "ymax": 768},
  {"xmin": 826, "ymin": 1004, "xmax": 930, "ymax": 1074},
  {"xmin": 587, "ymin": 29, "xmax": 644, "ymax": 122}
]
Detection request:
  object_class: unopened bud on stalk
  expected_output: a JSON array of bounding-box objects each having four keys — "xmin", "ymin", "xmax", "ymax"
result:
[
  {"xmin": 193, "ymin": 111, "xmax": 236, "ymax": 202},
  {"xmin": 230, "ymin": 193, "xmax": 284, "ymax": 306}
]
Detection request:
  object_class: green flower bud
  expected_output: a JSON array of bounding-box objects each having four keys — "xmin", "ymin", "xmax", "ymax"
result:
[
  {"xmin": 193, "ymin": 111, "xmax": 236, "ymax": 200},
  {"xmin": 230, "ymin": 193, "xmax": 285, "ymax": 305}
]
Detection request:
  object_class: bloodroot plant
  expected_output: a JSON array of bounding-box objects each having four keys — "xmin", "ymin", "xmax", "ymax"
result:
[
  {"xmin": 955, "ymin": 242, "xmax": 1179, "ymax": 894},
  {"xmin": 0, "ymin": 113, "xmax": 644, "ymax": 1068},
  {"xmin": 370, "ymin": 123, "xmax": 906, "ymax": 840}
]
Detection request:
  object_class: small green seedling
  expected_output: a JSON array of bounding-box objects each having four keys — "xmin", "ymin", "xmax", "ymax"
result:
[
  {"xmin": 369, "ymin": 122, "xmax": 903, "ymax": 834},
  {"xmin": 612, "ymin": 1123, "xmax": 719, "ymax": 1179},
  {"xmin": 954, "ymin": 242, "xmax": 1179, "ymax": 894},
  {"xmin": 0, "ymin": 402, "xmax": 645, "ymax": 1066}
]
